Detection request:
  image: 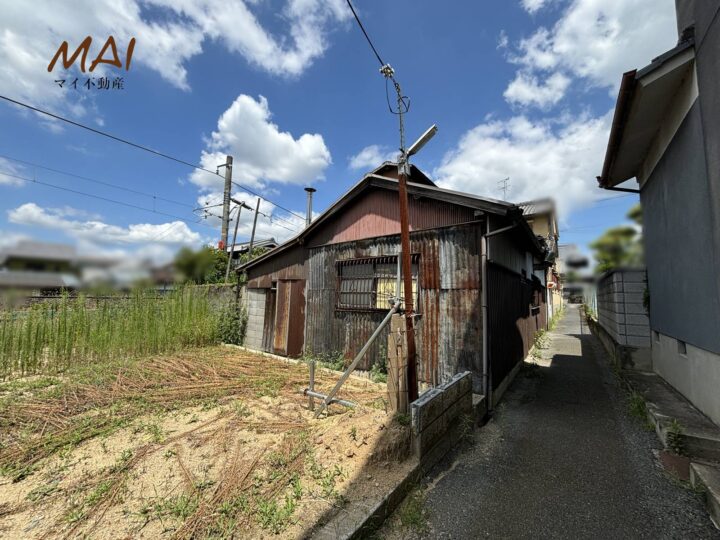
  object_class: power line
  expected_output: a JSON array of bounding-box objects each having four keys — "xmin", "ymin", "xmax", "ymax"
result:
[
  {"xmin": 344, "ymin": 0, "xmax": 385, "ymax": 67},
  {"xmin": 230, "ymin": 181, "xmax": 304, "ymax": 222},
  {"xmin": 0, "ymin": 93, "xmax": 305, "ymax": 232},
  {"xmin": 0, "ymin": 153, "xmax": 195, "ymax": 209},
  {"xmin": 0, "ymin": 94, "xmax": 220, "ymax": 178},
  {"xmin": 0, "ymin": 170, "xmax": 215, "ymax": 230}
]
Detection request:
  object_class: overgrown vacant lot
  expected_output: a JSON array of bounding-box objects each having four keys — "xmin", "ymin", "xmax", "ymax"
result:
[{"xmin": 0, "ymin": 347, "xmax": 409, "ymax": 539}]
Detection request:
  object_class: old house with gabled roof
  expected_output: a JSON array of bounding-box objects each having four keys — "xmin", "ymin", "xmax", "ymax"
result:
[{"xmin": 240, "ymin": 163, "xmax": 549, "ymax": 401}]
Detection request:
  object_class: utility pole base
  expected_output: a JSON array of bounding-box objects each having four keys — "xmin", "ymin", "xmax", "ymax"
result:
[{"xmin": 388, "ymin": 314, "xmax": 409, "ymax": 413}]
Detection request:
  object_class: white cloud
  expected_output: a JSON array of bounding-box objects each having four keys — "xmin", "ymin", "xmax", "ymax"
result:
[
  {"xmin": 497, "ymin": 30, "xmax": 509, "ymax": 50},
  {"xmin": 435, "ymin": 112, "xmax": 613, "ymax": 218},
  {"xmin": 8, "ymin": 203, "xmax": 201, "ymax": 245},
  {"xmin": 0, "ymin": 0, "xmax": 348, "ymax": 118},
  {"xmin": 506, "ymin": 0, "xmax": 677, "ymax": 107},
  {"xmin": 521, "ymin": 0, "xmax": 551, "ymax": 14},
  {"xmin": 190, "ymin": 94, "xmax": 331, "ymax": 191},
  {"xmin": 0, "ymin": 157, "xmax": 26, "ymax": 186},
  {"xmin": 348, "ymin": 145, "xmax": 396, "ymax": 171},
  {"xmin": 504, "ymin": 72, "xmax": 570, "ymax": 108}
]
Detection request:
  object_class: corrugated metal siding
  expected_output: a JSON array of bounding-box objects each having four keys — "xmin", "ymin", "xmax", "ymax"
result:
[
  {"xmin": 246, "ymin": 244, "xmax": 307, "ymax": 288},
  {"xmin": 306, "ymin": 223, "xmax": 483, "ymax": 387},
  {"xmin": 307, "ymin": 189, "xmax": 476, "ymax": 248}
]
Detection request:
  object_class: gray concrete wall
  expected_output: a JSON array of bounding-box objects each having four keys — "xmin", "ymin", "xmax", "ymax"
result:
[
  {"xmin": 596, "ymin": 269, "xmax": 650, "ymax": 349},
  {"xmin": 411, "ymin": 372, "xmax": 473, "ymax": 469},
  {"xmin": 653, "ymin": 330, "xmax": 720, "ymax": 426},
  {"xmin": 244, "ymin": 288, "xmax": 266, "ymax": 351},
  {"xmin": 641, "ymin": 101, "xmax": 720, "ymax": 354}
]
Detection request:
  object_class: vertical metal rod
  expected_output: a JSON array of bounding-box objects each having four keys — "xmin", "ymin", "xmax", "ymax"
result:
[
  {"xmin": 221, "ymin": 155, "xmax": 233, "ymax": 248},
  {"xmin": 225, "ymin": 205, "xmax": 242, "ymax": 284},
  {"xmin": 481, "ymin": 217, "xmax": 491, "ymax": 408},
  {"xmin": 308, "ymin": 360, "xmax": 315, "ymax": 411},
  {"xmin": 396, "ymin": 255, "xmax": 401, "ymax": 302},
  {"xmin": 304, "ymin": 187, "xmax": 316, "ymax": 229}
]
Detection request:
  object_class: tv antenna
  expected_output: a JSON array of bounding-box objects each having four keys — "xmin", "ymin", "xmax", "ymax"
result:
[{"xmin": 498, "ymin": 177, "xmax": 511, "ymax": 200}]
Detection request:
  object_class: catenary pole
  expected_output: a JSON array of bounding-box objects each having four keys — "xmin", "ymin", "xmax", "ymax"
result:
[
  {"xmin": 225, "ymin": 204, "xmax": 243, "ymax": 284},
  {"xmin": 248, "ymin": 197, "xmax": 261, "ymax": 255},
  {"xmin": 220, "ymin": 155, "xmax": 233, "ymax": 248}
]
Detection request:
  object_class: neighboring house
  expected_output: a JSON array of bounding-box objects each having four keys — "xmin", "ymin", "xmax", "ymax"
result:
[
  {"xmin": 0, "ymin": 240, "xmax": 123, "ymax": 294},
  {"xmin": 598, "ymin": 2, "xmax": 720, "ymax": 425},
  {"xmin": 226, "ymin": 238, "xmax": 278, "ymax": 266},
  {"xmin": 557, "ymin": 244, "xmax": 590, "ymax": 302},
  {"xmin": 0, "ymin": 241, "xmax": 80, "ymax": 294},
  {"xmin": 240, "ymin": 163, "xmax": 549, "ymax": 401},
  {"xmin": 518, "ymin": 198, "xmax": 563, "ymax": 320}
]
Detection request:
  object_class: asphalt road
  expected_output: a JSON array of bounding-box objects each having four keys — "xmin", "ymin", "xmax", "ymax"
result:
[{"xmin": 421, "ymin": 304, "xmax": 719, "ymax": 539}]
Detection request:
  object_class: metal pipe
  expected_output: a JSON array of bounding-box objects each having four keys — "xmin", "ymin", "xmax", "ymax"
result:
[
  {"xmin": 308, "ymin": 360, "xmax": 315, "ymax": 411},
  {"xmin": 315, "ymin": 302, "xmax": 399, "ymax": 418},
  {"xmin": 304, "ymin": 187, "xmax": 316, "ymax": 228},
  {"xmin": 303, "ymin": 389, "xmax": 355, "ymax": 409},
  {"xmin": 481, "ymin": 216, "xmax": 490, "ymax": 410}
]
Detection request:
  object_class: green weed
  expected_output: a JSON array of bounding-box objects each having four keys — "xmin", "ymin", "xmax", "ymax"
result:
[
  {"xmin": 666, "ymin": 419, "xmax": 686, "ymax": 456},
  {"xmin": 0, "ymin": 286, "xmax": 223, "ymax": 380},
  {"xmin": 398, "ymin": 487, "xmax": 428, "ymax": 533}
]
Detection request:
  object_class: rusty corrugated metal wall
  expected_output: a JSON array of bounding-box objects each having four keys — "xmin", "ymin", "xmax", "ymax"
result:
[
  {"xmin": 305, "ymin": 223, "xmax": 483, "ymax": 389},
  {"xmin": 246, "ymin": 244, "xmax": 307, "ymax": 289}
]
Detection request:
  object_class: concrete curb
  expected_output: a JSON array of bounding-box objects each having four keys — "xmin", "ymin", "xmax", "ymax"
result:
[
  {"xmin": 312, "ymin": 460, "xmax": 423, "ymax": 540},
  {"xmin": 690, "ymin": 462, "xmax": 720, "ymax": 530}
]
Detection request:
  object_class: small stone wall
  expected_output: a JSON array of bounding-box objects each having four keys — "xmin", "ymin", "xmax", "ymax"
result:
[{"xmin": 410, "ymin": 371, "xmax": 473, "ymax": 469}]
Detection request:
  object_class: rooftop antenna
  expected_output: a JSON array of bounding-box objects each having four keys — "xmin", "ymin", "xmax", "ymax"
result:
[{"xmin": 498, "ymin": 177, "xmax": 510, "ymax": 200}]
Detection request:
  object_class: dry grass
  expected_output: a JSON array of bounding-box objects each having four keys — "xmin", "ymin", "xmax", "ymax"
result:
[{"xmin": 0, "ymin": 346, "xmax": 407, "ymax": 539}]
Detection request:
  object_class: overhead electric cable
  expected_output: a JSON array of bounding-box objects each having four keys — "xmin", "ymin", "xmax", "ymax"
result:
[
  {"xmin": 0, "ymin": 153, "xmax": 195, "ymax": 209},
  {"xmin": 0, "ymin": 93, "xmax": 305, "ymax": 231},
  {"xmin": 0, "ymin": 170, "xmax": 215, "ymax": 230}
]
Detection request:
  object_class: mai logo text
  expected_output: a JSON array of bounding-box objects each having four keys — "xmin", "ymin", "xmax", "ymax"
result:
[{"xmin": 47, "ymin": 36, "xmax": 136, "ymax": 73}]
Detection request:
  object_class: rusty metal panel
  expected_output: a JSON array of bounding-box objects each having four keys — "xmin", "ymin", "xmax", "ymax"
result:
[
  {"xmin": 246, "ymin": 244, "xmax": 307, "ymax": 286},
  {"xmin": 306, "ymin": 222, "xmax": 483, "ymax": 385},
  {"xmin": 307, "ymin": 188, "xmax": 476, "ymax": 248},
  {"xmin": 286, "ymin": 280, "xmax": 306, "ymax": 357},
  {"xmin": 273, "ymin": 280, "xmax": 291, "ymax": 355},
  {"xmin": 262, "ymin": 288, "xmax": 276, "ymax": 352}
]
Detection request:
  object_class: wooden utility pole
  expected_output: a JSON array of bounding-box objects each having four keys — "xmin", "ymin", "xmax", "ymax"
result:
[
  {"xmin": 220, "ymin": 155, "xmax": 233, "ymax": 248},
  {"xmin": 397, "ymin": 161, "xmax": 418, "ymax": 403}
]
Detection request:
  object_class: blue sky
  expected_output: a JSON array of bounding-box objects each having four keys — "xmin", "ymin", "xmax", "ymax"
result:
[{"xmin": 0, "ymin": 0, "xmax": 678, "ymax": 263}]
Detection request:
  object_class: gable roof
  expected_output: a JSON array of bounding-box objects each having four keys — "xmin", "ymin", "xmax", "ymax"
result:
[
  {"xmin": 369, "ymin": 162, "xmax": 436, "ymax": 186},
  {"xmin": 598, "ymin": 37, "xmax": 695, "ymax": 188},
  {"xmin": 241, "ymin": 170, "xmax": 544, "ymax": 272}
]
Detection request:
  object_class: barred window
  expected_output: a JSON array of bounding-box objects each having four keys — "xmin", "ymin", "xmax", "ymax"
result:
[{"xmin": 336, "ymin": 255, "xmax": 419, "ymax": 311}]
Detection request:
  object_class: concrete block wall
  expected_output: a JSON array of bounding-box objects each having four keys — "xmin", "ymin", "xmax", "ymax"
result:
[
  {"xmin": 596, "ymin": 269, "xmax": 650, "ymax": 348},
  {"xmin": 244, "ymin": 288, "xmax": 266, "ymax": 350},
  {"xmin": 411, "ymin": 371, "xmax": 473, "ymax": 469}
]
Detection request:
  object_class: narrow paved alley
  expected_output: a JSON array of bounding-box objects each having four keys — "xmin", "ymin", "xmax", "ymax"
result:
[{"xmin": 420, "ymin": 305, "xmax": 719, "ymax": 539}]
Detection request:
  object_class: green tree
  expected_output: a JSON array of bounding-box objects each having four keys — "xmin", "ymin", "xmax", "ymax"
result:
[
  {"xmin": 590, "ymin": 204, "xmax": 643, "ymax": 274},
  {"xmin": 174, "ymin": 246, "xmax": 228, "ymax": 283}
]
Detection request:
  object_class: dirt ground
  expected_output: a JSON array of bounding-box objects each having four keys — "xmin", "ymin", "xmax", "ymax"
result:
[{"xmin": 0, "ymin": 347, "xmax": 410, "ymax": 539}]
